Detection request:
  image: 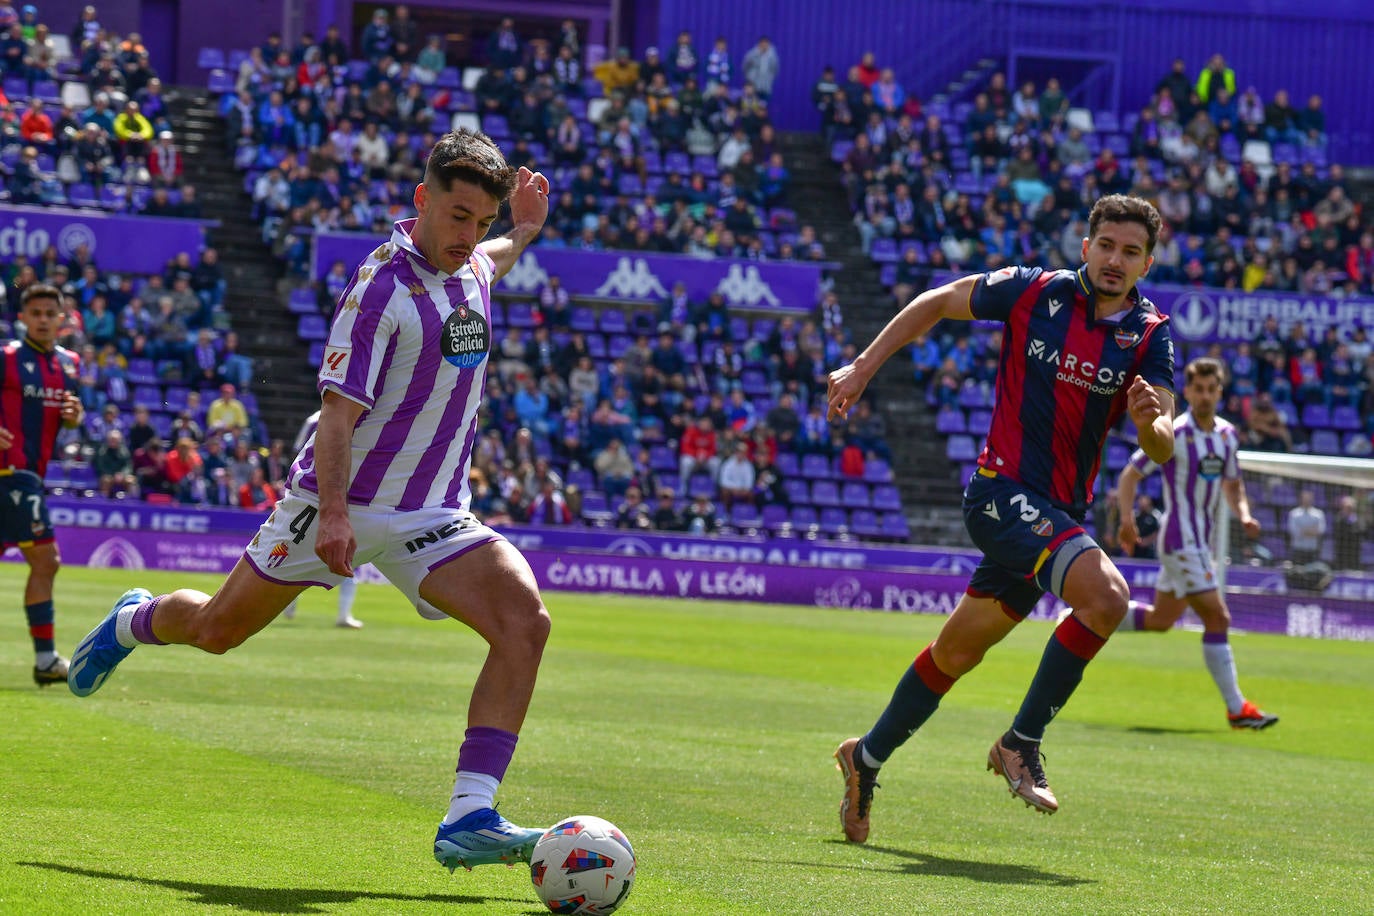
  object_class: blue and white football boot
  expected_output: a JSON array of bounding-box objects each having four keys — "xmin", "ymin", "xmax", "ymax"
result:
[{"xmin": 69, "ymin": 588, "xmax": 153, "ymax": 697}]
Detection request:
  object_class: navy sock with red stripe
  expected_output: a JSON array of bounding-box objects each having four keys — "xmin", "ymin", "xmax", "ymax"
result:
[
  {"xmin": 861, "ymin": 644, "xmax": 957, "ymax": 765},
  {"xmin": 1011, "ymin": 613, "xmax": 1107, "ymax": 742},
  {"xmin": 25, "ymin": 600, "xmax": 55, "ymax": 654}
]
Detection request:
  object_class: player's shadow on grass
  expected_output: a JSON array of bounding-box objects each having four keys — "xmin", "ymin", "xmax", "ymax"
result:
[
  {"xmin": 19, "ymin": 862, "xmax": 544, "ymax": 914},
  {"xmin": 769, "ymin": 843, "xmax": 1090, "ymax": 887}
]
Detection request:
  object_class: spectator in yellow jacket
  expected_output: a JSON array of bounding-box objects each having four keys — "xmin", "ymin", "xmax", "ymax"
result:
[{"xmin": 112, "ymin": 99, "xmax": 153, "ymax": 160}]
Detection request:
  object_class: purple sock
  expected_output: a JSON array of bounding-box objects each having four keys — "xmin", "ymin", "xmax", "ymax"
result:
[
  {"xmin": 1202, "ymin": 631, "xmax": 1228, "ymax": 645},
  {"xmin": 456, "ymin": 726, "xmax": 519, "ymax": 782},
  {"xmin": 1132, "ymin": 602, "xmax": 1147, "ymax": 631},
  {"xmin": 130, "ymin": 597, "xmax": 167, "ymax": 645}
]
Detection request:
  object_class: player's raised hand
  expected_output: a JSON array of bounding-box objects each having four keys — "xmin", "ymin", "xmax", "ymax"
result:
[
  {"xmin": 314, "ymin": 511, "xmax": 357, "ymax": 578},
  {"xmin": 60, "ymin": 392, "xmax": 83, "ymax": 424},
  {"xmin": 510, "ymin": 165, "xmax": 550, "ymax": 233},
  {"xmin": 826, "ymin": 363, "xmax": 870, "ymax": 421},
  {"xmin": 1126, "ymin": 375, "xmax": 1163, "ymax": 428},
  {"xmin": 1241, "ymin": 515, "xmax": 1262, "ymax": 539}
]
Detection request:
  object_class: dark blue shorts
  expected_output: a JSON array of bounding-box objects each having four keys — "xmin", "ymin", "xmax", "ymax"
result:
[
  {"xmin": 961, "ymin": 469, "xmax": 1099, "ymax": 619},
  {"xmin": 0, "ymin": 470, "xmax": 54, "ymax": 548}
]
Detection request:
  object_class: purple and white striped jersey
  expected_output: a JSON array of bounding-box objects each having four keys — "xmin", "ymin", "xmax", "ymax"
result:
[
  {"xmin": 1127, "ymin": 412, "xmax": 1240, "ymax": 553},
  {"xmin": 290, "ymin": 218, "xmax": 494, "ymax": 511}
]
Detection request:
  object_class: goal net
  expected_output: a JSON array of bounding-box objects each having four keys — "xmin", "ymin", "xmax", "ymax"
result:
[{"xmin": 1226, "ymin": 450, "xmax": 1374, "ymax": 593}]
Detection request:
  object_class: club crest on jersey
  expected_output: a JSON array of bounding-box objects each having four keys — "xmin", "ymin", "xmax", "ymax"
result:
[
  {"xmin": 1114, "ymin": 328, "xmax": 1141, "ymax": 349},
  {"xmin": 266, "ymin": 541, "xmax": 290, "ymax": 568},
  {"xmin": 441, "ymin": 304, "xmax": 490, "ymax": 369},
  {"xmin": 1031, "ymin": 518, "xmax": 1054, "ymax": 537}
]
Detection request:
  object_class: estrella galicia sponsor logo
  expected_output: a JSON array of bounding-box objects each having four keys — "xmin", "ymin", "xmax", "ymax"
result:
[
  {"xmin": 499, "ymin": 251, "xmax": 550, "ymax": 292},
  {"xmin": 441, "ymin": 303, "xmax": 490, "ymax": 369},
  {"xmin": 715, "ymin": 264, "xmax": 780, "ymax": 307},
  {"xmin": 56, "ymin": 222, "xmax": 98, "ymax": 259},
  {"xmin": 595, "ymin": 257, "xmax": 669, "ymax": 299},
  {"xmin": 1169, "ymin": 291, "xmax": 1217, "ymax": 340}
]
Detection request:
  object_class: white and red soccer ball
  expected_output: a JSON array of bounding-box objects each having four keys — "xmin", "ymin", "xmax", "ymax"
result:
[{"xmin": 529, "ymin": 815, "xmax": 636, "ymax": 914}]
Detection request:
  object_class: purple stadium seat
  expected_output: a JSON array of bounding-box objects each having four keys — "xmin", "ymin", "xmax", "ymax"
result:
[
  {"xmin": 850, "ymin": 509, "xmax": 882, "ymax": 539},
  {"xmin": 607, "ymin": 334, "xmax": 631, "ymax": 359},
  {"xmin": 945, "ymin": 435, "xmax": 979, "ymax": 462},
  {"xmin": 288, "ymin": 287, "xmax": 317, "ymax": 314},
  {"xmin": 1343, "ymin": 433, "xmax": 1371, "ymax": 456},
  {"xmin": 818, "ymin": 507, "xmax": 849, "ymax": 537},
  {"xmin": 958, "ymin": 382, "xmax": 993, "ymax": 409},
  {"xmin": 967, "ymin": 409, "xmax": 993, "ymax": 436},
  {"xmin": 127, "ymin": 358, "xmax": 157, "ymax": 384},
  {"xmin": 740, "ymin": 369, "xmax": 768, "ymax": 398},
  {"xmin": 505, "ymin": 301, "xmax": 535, "ymax": 328},
  {"xmin": 878, "ymin": 513, "xmax": 910, "ymax": 541},
  {"xmin": 435, "ymin": 67, "xmax": 461, "ymax": 88},
  {"xmin": 585, "ymin": 334, "xmax": 606, "ymax": 359},
  {"xmin": 863, "ymin": 458, "xmax": 893, "ymax": 483},
  {"xmin": 870, "ymin": 238, "xmax": 899, "ymax": 263},
  {"xmin": 1301, "ymin": 404, "xmax": 1331, "ymax": 429},
  {"xmin": 648, "ymin": 445, "xmax": 676, "ymax": 472},
  {"xmin": 486, "ymin": 301, "xmax": 505, "ymax": 327},
  {"xmin": 67, "ymin": 183, "xmax": 99, "ymax": 208},
  {"xmin": 730, "ymin": 502, "xmax": 763, "ymax": 531},
  {"xmin": 791, "ymin": 505, "xmax": 818, "ymax": 531},
  {"xmin": 1105, "ymin": 440, "xmax": 1133, "ymax": 471},
  {"xmin": 811, "ymin": 480, "xmax": 841, "ymax": 507},
  {"xmin": 872, "ymin": 485, "xmax": 902, "ymax": 512},
  {"xmin": 841, "ymin": 481, "xmax": 871, "ymax": 508},
  {"xmin": 297, "ymin": 314, "xmax": 329, "ymax": 341},
  {"xmin": 207, "ymin": 69, "xmax": 235, "ymax": 93},
  {"xmin": 801, "ymin": 453, "xmax": 832, "ymax": 479},
  {"xmin": 687, "ymin": 473, "xmax": 717, "ymax": 499},
  {"xmin": 935, "ymin": 407, "xmax": 967, "ymax": 434},
  {"xmin": 132, "ymin": 385, "xmax": 162, "ymax": 408},
  {"xmin": 879, "ymin": 264, "xmax": 897, "ymax": 287},
  {"xmin": 761, "ymin": 503, "xmax": 790, "ymax": 533},
  {"xmin": 163, "ymin": 387, "xmax": 190, "ymax": 413},
  {"xmin": 580, "ymin": 492, "xmax": 613, "ymax": 525},
  {"xmin": 783, "ymin": 479, "xmax": 810, "ymax": 505},
  {"xmin": 774, "ymin": 452, "xmax": 799, "ymax": 477},
  {"xmin": 1331, "ymin": 405, "xmax": 1362, "ymax": 431},
  {"xmin": 569, "ymin": 306, "xmax": 596, "ymax": 332},
  {"xmin": 599, "ymin": 310, "xmax": 628, "ymax": 334},
  {"xmin": 197, "ymin": 47, "xmax": 225, "ymax": 69},
  {"xmin": 308, "ymin": 342, "xmax": 324, "ymax": 365},
  {"xmin": 1309, "ymin": 430, "xmax": 1341, "ymax": 455}
]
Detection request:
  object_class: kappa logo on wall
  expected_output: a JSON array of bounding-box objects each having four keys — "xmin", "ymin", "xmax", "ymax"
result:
[
  {"xmin": 595, "ymin": 257, "xmax": 669, "ymax": 299},
  {"xmin": 500, "ymin": 251, "xmax": 550, "ymax": 292},
  {"xmin": 715, "ymin": 264, "xmax": 781, "ymax": 307}
]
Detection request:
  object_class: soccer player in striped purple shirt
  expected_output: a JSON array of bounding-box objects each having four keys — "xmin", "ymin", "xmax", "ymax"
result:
[
  {"xmin": 69, "ymin": 129, "xmax": 557, "ymax": 871},
  {"xmin": 1115, "ymin": 356, "xmax": 1278, "ymax": 729},
  {"xmin": 827, "ymin": 195, "xmax": 1176, "ymax": 840}
]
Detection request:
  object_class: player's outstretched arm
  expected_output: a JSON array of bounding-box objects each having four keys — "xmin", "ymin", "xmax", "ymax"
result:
[
  {"xmin": 481, "ymin": 166, "xmax": 550, "ymax": 281},
  {"xmin": 1223, "ymin": 477, "xmax": 1261, "ymax": 538},
  {"xmin": 1116, "ymin": 464, "xmax": 1145, "ymax": 555},
  {"xmin": 826, "ymin": 274, "xmax": 978, "ymax": 420},
  {"xmin": 1127, "ymin": 378, "xmax": 1175, "ymax": 465},
  {"xmin": 313, "ymin": 389, "xmax": 366, "ymax": 577}
]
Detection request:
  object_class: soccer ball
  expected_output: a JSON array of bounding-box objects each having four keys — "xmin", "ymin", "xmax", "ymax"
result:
[{"xmin": 529, "ymin": 815, "xmax": 636, "ymax": 915}]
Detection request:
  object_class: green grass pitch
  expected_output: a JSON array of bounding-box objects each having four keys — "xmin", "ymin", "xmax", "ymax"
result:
[{"xmin": 1, "ymin": 564, "xmax": 1371, "ymax": 914}]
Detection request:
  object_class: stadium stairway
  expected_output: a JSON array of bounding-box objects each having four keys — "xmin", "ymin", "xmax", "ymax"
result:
[
  {"xmin": 170, "ymin": 92, "xmax": 319, "ymax": 443},
  {"xmin": 780, "ymin": 131, "xmax": 967, "ymax": 545}
]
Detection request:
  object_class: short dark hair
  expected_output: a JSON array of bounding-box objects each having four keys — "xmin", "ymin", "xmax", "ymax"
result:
[
  {"xmin": 20, "ymin": 283, "xmax": 62, "ymax": 308},
  {"xmin": 423, "ymin": 128, "xmax": 517, "ymax": 200},
  {"xmin": 1087, "ymin": 194, "xmax": 1162, "ymax": 253},
  {"xmin": 1185, "ymin": 356, "xmax": 1226, "ymax": 386}
]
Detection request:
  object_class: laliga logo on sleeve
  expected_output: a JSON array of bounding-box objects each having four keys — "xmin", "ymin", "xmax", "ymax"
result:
[{"xmin": 441, "ymin": 303, "xmax": 491, "ymax": 369}]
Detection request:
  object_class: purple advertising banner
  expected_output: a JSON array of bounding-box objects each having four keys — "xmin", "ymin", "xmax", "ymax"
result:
[
  {"xmin": 40, "ymin": 496, "xmax": 1374, "ymax": 602},
  {"xmin": 928, "ymin": 270, "xmax": 1374, "ymax": 346},
  {"xmin": 0, "ymin": 205, "xmax": 214, "ymax": 275},
  {"xmin": 5, "ymin": 524, "xmax": 1372, "ymax": 640},
  {"xmin": 313, "ymin": 231, "xmax": 829, "ymax": 311}
]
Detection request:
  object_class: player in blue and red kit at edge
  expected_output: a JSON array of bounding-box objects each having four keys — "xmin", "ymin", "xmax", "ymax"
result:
[
  {"xmin": 0, "ymin": 284, "xmax": 85, "ymax": 686},
  {"xmin": 827, "ymin": 195, "xmax": 1176, "ymax": 840}
]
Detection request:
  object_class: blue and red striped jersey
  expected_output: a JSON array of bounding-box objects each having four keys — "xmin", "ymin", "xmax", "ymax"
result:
[
  {"xmin": 0, "ymin": 336, "xmax": 81, "ymax": 478},
  {"xmin": 969, "ymin": 265, "xmax": 1173, "ymax": 516}
]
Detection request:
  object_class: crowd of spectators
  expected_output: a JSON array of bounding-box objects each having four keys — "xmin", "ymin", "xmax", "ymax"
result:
[
  {"xmin": 428, "ymin": 275, "xmax": 900, "ymax": 537},
  {"xmin": 0, "ymin": 241, "xmax": 276, "ymax": 508},
  {"xmin": 1, "ymin": 3, "xmax": 195, "ymax": 213},
  {"xmin": 226, "ymin": 11, "xmax": 829, "ymax": 277},
  {"xmin": 824, "ymin": 50, "xmax": 1373, "ymax": 300}
]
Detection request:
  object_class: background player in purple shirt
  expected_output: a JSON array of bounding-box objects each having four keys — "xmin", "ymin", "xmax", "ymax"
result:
[
  {"xmin": 1114, "ymin": 356, "xmax": 1277, "ymax": 730},
  {"xmin": 828, "ymin": 195, "xmax": 1175, "ymax": 841},
  {"xmin": 0, "ymin": 283, "xmax": 84, "ymax": 687},
  {"xmin": 69, "ymin": 130, "xmax": 557, "ymax": 872}
]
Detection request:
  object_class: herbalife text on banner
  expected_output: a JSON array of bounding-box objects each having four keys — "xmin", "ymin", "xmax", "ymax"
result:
[{"xmin": 313, "ymin": 231, "xmax": 832, "ymax": 311}]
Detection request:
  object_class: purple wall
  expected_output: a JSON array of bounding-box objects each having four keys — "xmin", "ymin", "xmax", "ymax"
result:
[{"xmin": 650, "ymin": 0, "xmax": 1374, "ymax": 162}]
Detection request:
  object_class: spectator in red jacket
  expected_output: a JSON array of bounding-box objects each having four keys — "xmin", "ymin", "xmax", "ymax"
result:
[
  {"xmin": 19, "ymin": 98, "xmax": 53, "ymax": 144},
  {"xmin": 147, "ymin": 130, "xmax": 182, "ymax": 185},
  {"xmin": 238, "ymin": 466, "xmax": 279, "ymax": 510},
  {"xmin": 678, "ymin": 414, "xmax": 719, "ymax": 482}
]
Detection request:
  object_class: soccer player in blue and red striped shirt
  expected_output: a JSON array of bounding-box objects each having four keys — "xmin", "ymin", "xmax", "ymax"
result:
[
  {"xmin": 828, "ymin": 195, "xmax": 1176, "ymax": 840},
  {"xmin": 0, "ymin": 283, "xmax": 85, "ymax": 686}
]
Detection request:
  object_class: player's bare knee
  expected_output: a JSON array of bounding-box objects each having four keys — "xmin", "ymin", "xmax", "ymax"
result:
[{"xmin": 28, "ymin": 552, "xmax": 59, "ymax": 580}]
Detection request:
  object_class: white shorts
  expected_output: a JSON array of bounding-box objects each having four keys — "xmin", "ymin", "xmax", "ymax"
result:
[
  {"xmin": 1154, "ymin": 546, "xmax": 1218, "ymax": 598},
  {"xmin": 244, "ymin": 490, "xmax": 504, "ymax": 620}
]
